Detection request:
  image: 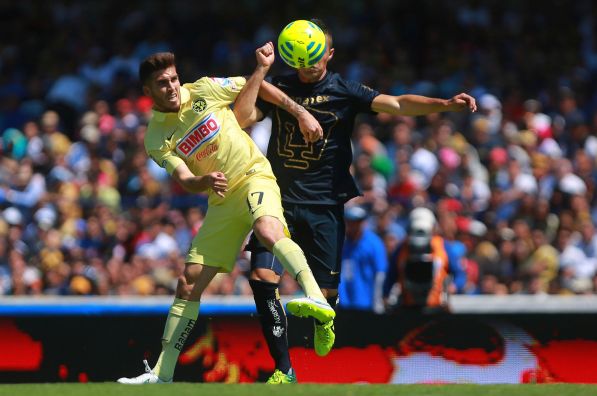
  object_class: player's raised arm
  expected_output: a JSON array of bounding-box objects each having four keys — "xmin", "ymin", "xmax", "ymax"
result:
[
  {"xmin": 258, "ymin": 81, "xmax": 323, "ymax": 143},
  {"xmin": 233, "ymin": 42, "xmax": 274, "ymax": 128},
  {"xmin": 371, "ymin": 93, "xmax": 477, "ymax": 116}
]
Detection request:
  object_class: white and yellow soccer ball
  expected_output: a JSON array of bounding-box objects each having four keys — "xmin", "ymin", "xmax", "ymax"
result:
[{"xmin": 277, "ymin": 20, "xmax": 326, "ymax": 69}]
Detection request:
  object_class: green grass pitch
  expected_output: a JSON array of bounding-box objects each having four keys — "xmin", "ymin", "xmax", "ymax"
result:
[{"xmin": 0, "ymin": 384, "xmax": 595, "ymax": 396}]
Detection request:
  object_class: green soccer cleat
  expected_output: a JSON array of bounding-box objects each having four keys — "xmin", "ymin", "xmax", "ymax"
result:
[
  {"xmin": 314, "ymin": 319, "xmax": 335, "ymax": 356},
  {"xmin": 266, "ymin": 368, "xmax": 297, "ymax": 384},
  {"xmin": 286, "ymin": 297, "xmax": 335, "ymax": 323}
]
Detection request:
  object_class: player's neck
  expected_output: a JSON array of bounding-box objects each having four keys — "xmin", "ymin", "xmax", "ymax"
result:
[
  {"xmin": 298, "ymin": 68, "xmax": 327, "ymax": 84},
  {"xmin": 153, "ymin": 104, "xmax": 180, "ymax": 113}
]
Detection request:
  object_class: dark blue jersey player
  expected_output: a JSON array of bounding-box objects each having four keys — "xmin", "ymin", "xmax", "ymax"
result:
[
  {"xmin": 260, "ymin": 71, "xmax": 379, "ymax": 205},
  {"xmin": 244, "ymin": 18, "xmax": 477, "ymax": 384}
]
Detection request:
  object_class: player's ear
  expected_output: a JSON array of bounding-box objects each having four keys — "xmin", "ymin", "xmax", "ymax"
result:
[
  {"xmin": 142, "ymin": 85, "xmax": 151, "ymax": 97},
  {"xmin": 328, "ymin": 47, "xmax": 335, "ymax": 61}
]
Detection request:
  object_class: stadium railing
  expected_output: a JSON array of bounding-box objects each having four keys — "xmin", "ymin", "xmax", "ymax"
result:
[{"xmin": 1, "ymin": 294, "xmax": 597, "ymax": 315}]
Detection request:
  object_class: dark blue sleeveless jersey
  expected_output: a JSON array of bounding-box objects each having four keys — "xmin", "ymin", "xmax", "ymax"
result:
[{"xmin": 257, "ymin": 71, "xmax": 379, "ymax": 205}]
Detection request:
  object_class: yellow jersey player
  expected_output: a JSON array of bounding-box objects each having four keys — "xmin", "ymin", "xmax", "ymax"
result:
[{"xmin": 117, "ymin": 42, "xmax": 332, "ymax": 385}]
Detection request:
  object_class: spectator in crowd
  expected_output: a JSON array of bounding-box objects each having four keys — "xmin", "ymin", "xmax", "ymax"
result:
[
  {"xmin": 557, "ymin": 226, "xmax": 597, "ymax": 294},
  {"xmin": 1, "ymin": 0, "xmax": 597, "ymax": 296},
  {"xmin": 339, "ymin": 206, "xmax": 388, "ymax": 313}
]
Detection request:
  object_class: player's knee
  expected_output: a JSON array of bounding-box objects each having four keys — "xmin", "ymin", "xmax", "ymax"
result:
[
  {"xmin": 253, "ymin": 216, "xmax": 285, "ymax": 249},
  {"xmin": 250, "ymin": 267, "xmax": 280, "ymax": 283},
  {"xmin": 322, "ymin": 288, "xmax": 339, "ymax": 298}
]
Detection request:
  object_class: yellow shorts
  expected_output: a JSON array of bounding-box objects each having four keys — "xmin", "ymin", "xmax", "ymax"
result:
[{"xmin": 186, "ymin": 174, "xmax": 288, "ymax": 272}]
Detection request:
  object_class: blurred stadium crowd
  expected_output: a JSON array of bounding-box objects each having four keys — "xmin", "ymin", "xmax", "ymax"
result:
[{"xmin": 1, "ymin": 0, "xmax": 597, "ymax": 300}]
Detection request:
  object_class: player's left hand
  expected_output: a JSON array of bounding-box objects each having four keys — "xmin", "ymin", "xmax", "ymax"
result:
[
  {"xmin": 256, "ymin": 41, "xmax": 275, "ymax": 69},
  {"xmin": 298, "ymin": 110, "xmax": 323, "ymax": 143},
  {"xmin": 448, "ymin": 93, "xmax": 477, "ymax": 112},
  {"xmin": 206, "ymin": 171, "xmax": 228, "ymax": 198}
]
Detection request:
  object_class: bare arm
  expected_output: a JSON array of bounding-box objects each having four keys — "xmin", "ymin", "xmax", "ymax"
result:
[
  {"xmin": 171, "ymin": 162, "xmax": 228, "ymax": 197},
  {"xmin": 258, "ymin": 81, "xmax": 323, "ymax": 142},
  {"xmin": 258, "ymin": 81, "xmax": 306, "ymax": 119},
  {"xmin": 373, "ymin": 271, "xmax": 386, "ymax": 314},
  {"xmin": 371, "ymin": 93, "xmax": 477, "ymax": 116},
  {"xmin": 233, "ymin": 42, "xmax": 274, "ymax": 129}
]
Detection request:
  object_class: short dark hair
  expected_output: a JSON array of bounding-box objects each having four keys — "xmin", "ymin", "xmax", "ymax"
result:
[
  {"xmin": 139, "ymin": 52, "xmax": 176, "ymax": 85},
  {"xmin": 310, "ymin": 18, "xmax": 333, "ymax": 48}
]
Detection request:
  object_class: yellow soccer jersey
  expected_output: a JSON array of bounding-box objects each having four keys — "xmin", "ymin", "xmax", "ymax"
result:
[{"xmin": 145, "ymin": 76, "xmax": 275, "ymax": 202}]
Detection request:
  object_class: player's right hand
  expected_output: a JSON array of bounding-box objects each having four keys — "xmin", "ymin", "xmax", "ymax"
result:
[
  {"xmin": 256, "ymin": 41, "xmax": 275, "ymax": 69},
  {"xmin": 448, "ymin": 93, "xmax": 477, "ymax": 112},
  {"xmin": 298, "ymin": 110, "xmax": 323, "ymax": 143},
  {"xmin": 207, "ymin": 171, "xmax": 228, "ymax": 197}
]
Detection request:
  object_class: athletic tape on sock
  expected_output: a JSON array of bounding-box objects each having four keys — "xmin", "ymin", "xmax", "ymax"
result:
[{"xmin": 170, "ymin": 298, "xmax": 200, "ymax": 320}]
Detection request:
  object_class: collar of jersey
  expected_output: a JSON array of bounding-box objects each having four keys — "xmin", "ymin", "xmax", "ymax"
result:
[{"xmin": 151, "ymin": 86, "xmax": 191, "ymax": 122}]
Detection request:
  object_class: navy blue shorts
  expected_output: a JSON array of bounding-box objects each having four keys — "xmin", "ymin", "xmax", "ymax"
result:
[{"xmin": 246, "ymin": 203, "xmax": 344, "ymax": 289}]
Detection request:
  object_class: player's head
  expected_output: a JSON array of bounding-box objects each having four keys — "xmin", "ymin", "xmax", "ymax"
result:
[
  {"xmin": 139, "ymin": 52, "xmax": 181, "ymax": 113},
  {"xmin": 297, "ymin": 18, "xmax": 334, "ymax": 83},
  {"xmin": 344, "ymin": 205, "xmax": 367, "ymax": 240}
]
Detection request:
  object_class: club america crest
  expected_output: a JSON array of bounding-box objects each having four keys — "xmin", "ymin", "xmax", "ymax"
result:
[{"xmin": 192, "ymin": 98, "xmax": 207, "ymax": 113}]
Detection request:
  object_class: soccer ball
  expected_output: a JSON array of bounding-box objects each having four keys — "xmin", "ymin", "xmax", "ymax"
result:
[{"xmin": 278, "ymin": 20, "xmax": 326, "ymax": 69}]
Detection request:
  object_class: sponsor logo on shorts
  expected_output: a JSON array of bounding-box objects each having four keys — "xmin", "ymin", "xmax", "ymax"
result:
[{"xmin": 176, "ymin": 113, "xmax": 220, "ymax": 157}]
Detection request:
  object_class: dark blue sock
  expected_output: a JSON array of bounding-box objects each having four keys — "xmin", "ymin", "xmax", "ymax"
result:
[{"xmin": 250, "ymin": 279, "xmax": 291, "ymax": 373}]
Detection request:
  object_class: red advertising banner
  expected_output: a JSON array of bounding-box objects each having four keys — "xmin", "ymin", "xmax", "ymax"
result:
[{"xmin": 1, "ymin": 312, "xmax": 596, "ymax": 384}]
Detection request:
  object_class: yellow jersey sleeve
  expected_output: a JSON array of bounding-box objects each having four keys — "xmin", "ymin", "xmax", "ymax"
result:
[
  {"xmin": 145, "ymin": 127, "xmax": 185, "ymax": 175},
  {"xmin": 191, "ymin": 76, "xmax": 246, "ymax": 107}
]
